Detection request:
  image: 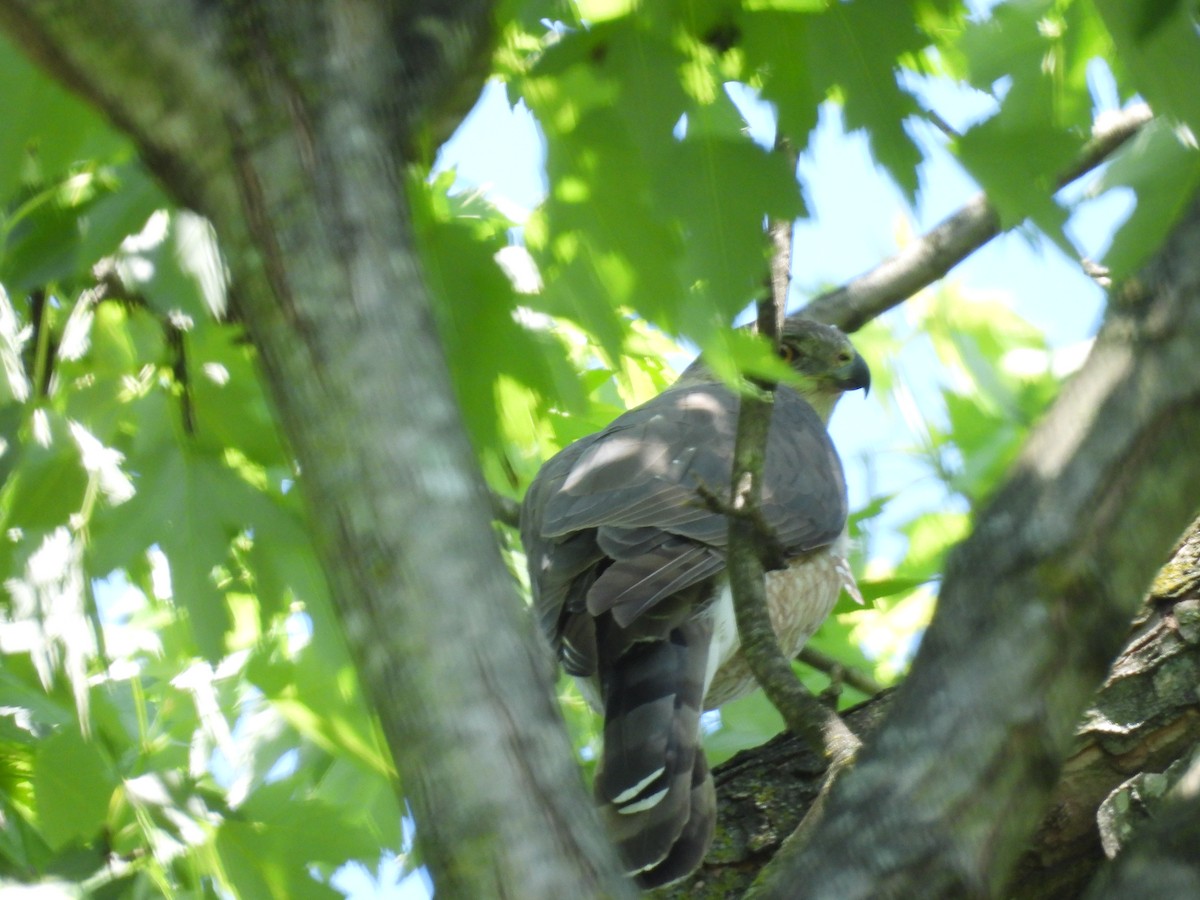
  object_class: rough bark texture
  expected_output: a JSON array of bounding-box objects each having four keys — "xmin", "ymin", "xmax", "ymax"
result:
[
  {"xmin": 0, "ymin": 2, "xmax": 630, "ymax": 897},
  {"xmin": 731, "ymin": 191, "xmax": 1200, "ymax": 899},
  {"xmin": 755, "ymin": 191, "xmax": 1200, "ymax": 899},
  {"xmin": 1009, "ymin": 523, "xmax": 1200, "ymax": 899},
  {"xmin": 657, "ymin": 519, "xmax": 1200, "ymax": 899}
]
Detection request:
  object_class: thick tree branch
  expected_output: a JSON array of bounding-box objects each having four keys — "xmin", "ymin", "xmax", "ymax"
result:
[
  {"xmin": 796, "ymin": 104, "xmax": 1152, "ymax": 333},
  {"xmin": 1010, "ymin": 520, "xmax": 1200, "ymax": 898},
  {"xmin": 0, "ymin": 2, "xmax": 631, "ymax": 896},
  {"xmin": 660, "ymin": 519, "xmax": 1200, "ymax": 898},
  {"xmin": 754, "ymin": 192, "xmax": 1200, "ymax": 898},
  {"xmin": 1084, "ymin": 747, "xmax": 1200, "ymax": 899}
]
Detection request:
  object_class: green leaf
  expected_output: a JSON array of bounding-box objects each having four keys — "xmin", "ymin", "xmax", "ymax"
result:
[
  {"xmin": 951, "ymin": 0, "xmax": 1099, "ymax": 244},
  {"xmin": 33, "ymin": 725, "xmax": 116, "ymax": 850},
  {"xmin": 956, "ymin": 0, "xmax": 1098, "ymax": 131},
  {"xmin": 1097, "ymin": 118, "xmax": 1200, "ymax": 279},
  {"xmin": 899, "ymin": 511, "xmax": 969, "ymax": 578},
  {"xmin": 216, "ymin": 788, "xmax": 381, "ymax": 900},
  {"xmin": 854, "ymin": 576, "xmax": 928, "ymax": 604},
  {"xmin": 60, "ymin": 301, "xmax": 166, "ymax": 446},
  {"xmin": 310, "ymin": 756, "xmax": 403, "ymax": 851},
  {"xmin": 519, "ymin": 19, "xmax": 694, "ymax": 351},
  {"xmin": 76, "ymin": 163, "xmax": 166, "ymax": 266},
  {"xmin": 2, "ymin": 170, "xmax": 158, "ymax": 295},
  {"xmin": 0, "ymin": 33, "xmax": 130, "ymax": 201},
  {"xmin": 740, "ymin": 0, "xmax": 929, "ymax": 199},
  {"xmin": 738, "ymin": 10, "xmax": 822, "ymax": 149},
  {"xmin": 703, "ymin": 690, "xmax": 785, "ymax": 765},
  {"xmin": 90, "ymin": 447, "xmax": 286, "ymax": 661},
  {"xmin": 528, "ymin": 18, "xmax": 689, "ymax": 173},
  {"xmin": 247, "ymin": 500, "xmax": 329, "ymax": 626},
  {"xmin": 247, "ymin": 629, "xmax": 390, "ymax": 779},
  {"xmin": 1095, "ymin": 0, "xmax": 1200, "ymax": 138},
  {"xmin": 807, "ymin": 0, "xmax": 926, "ymax": 200},
  {"xmin": 412, "ymin": 177, "xmax": 584, "ymax": 459},
  {"xmin": 3, "ymin": 176, "xmax": 106, "ymax": 291},
  {"xmin": 187, "ymin": 320, "xmax": 289, "ymax": 467},
  {"xmin": 116, "ymin": 210, "xmax": 227, "ymax": 322},
  {"xmin": 243, "ymin": 782, "xmax": 384, "ymax": 864},
  {"xmin": 955, "ymin": 116, "xmax": 1077, "ymax": 241},
  {"xmin": 528, "ymin": 104, "xmax": 686, "ymax": 352},
  {"xmin": 0, "ymin": 284, "xmax": 31, "ymax": 404},
  {"xmin": 0, "ymin": 653, "xmax": 76, "ymax": 732},
  {"xmin": 2, "ymin": 410, "xmax": 88, "ymax": 532},
  {"xmin": 662, "ymin": 136, "xmax": 804, "ymax": 326}
]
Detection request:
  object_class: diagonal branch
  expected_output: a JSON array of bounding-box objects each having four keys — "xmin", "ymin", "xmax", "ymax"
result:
[
  {"xmin": 751, "ymin": 191, "xmax": 1200, "ymax": 899},
  {"xmin": 796, "ymin": 104, "xmax": 1153, "ymax": 333}
]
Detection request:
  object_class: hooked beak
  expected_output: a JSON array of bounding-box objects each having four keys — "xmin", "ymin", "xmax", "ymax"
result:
[{"xmin": 836, "ymin": 352, "xmax": 871, "ymax": 396}]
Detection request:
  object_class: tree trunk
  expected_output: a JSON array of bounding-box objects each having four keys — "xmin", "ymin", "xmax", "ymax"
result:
[{"xmin": 0, "ymin": 3, "xmax": 631, "ymax": 896}]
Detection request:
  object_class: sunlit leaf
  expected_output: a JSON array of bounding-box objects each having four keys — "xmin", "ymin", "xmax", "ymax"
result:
[
  {"xmin": 32, "ymin": 725, "xmax": 117, "ymax": 850},
  {"xmin": 0, "ymin": 33, "xmax": 130, "ymax": 201},
  {"xmin": 116, "ymin": 210, "xmax": 227, "ymax": 323},
  {"xmin": 90, "ymin": 447, "xmax": 288, "ymax": 661},
  {"xmin": 1095, "ymin": 0, "xmax": 1200, "ymax": 138},
  {"xmin": 1097, "ymin": 118, "xmax": 1200, "ymax": 279},
  {"xmin": 703, "ymin": 690, "xmax": 786, "ymax": 765},
  {"xmin": 2, "ymin": 411, "xmax": 87, "ymax": 531}
]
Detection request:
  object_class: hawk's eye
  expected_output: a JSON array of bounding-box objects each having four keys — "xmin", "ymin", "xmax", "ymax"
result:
[{"xmin": 778, "ymin": 343, "xmax": 797, "ymax": 364}]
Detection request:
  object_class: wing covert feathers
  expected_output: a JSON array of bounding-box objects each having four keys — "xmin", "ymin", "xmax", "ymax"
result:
[{"xmin": 519, "ymin": 375, "xmax": 854, "ymax": 887}]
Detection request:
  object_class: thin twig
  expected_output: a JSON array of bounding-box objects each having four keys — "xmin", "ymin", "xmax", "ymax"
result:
[
  {"xmin": 694, "ymin": 480, "xmax": 789, "ymax": 569},
  {"xmin": 797, "ymin": 645, "xmax": 886, "ymax": 697},
  {"xmin": 723, "ymin": 134, "xmax": 862, "ymax": 769},
  {"xmin": 490, "ymin": 489, "xmax": 522, "ymax": 529}
]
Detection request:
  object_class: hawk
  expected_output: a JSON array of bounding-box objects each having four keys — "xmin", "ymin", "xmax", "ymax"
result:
[{"xmin": 520, "ymin": 319, "xmax": 869, "ymax": 887}]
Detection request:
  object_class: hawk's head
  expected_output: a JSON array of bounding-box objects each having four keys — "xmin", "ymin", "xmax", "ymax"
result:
[{"xmin": 777, "ymin": 319, "xmax": 871, "ymax": 422}]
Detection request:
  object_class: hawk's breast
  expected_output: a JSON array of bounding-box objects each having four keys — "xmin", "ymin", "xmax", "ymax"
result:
[{"xmin": 703, "ymin": 533, "xmax": 854, "ymax": 709}]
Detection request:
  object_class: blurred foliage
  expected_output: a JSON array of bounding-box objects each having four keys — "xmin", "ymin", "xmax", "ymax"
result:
[
  {"xmin": 0, "ymin": 32, "xmax": 398, "ymax": 898},
  {"xmin": 1, "ymin": 0, "xmax": 1199, "ymax": 895}
]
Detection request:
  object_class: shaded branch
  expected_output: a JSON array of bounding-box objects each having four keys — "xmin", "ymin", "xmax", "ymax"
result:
[
  {"xmin": 725, "ymin": 132, "xmax": 860, "ymax": 802},
  {"xmin": 757, "ymin": 189, "xmax": 1200, "ymax": 898},
  {"xmin": 797, "ymin": 645, "xmax": 885, "ymax": 698},
  {"xmin": 659, "ymin": 519, "xmax": 1200, "ymax": 898},
  {"xmin": 726, "ymin": 384, "xmax": 857, "ymax": 765},
  {"xmin": 796, "ymin": 104, "xmax": 1153, "ymax": 333}
]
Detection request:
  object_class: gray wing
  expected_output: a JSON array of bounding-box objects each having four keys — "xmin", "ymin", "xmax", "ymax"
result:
[{"xmin": 521, "ymin": 382, "xmax": 847, "ymax": 669}]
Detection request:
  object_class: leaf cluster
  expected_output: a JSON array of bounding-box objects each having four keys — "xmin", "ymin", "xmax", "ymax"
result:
[{"xmin": 0, "ymin": 35, "xmax": 401, "ymax": 898}]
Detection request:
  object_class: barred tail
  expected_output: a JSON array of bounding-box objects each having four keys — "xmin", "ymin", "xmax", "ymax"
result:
[{"xmin": 593, "ymin": 617, "xmax": 716, "ymax": 888}]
